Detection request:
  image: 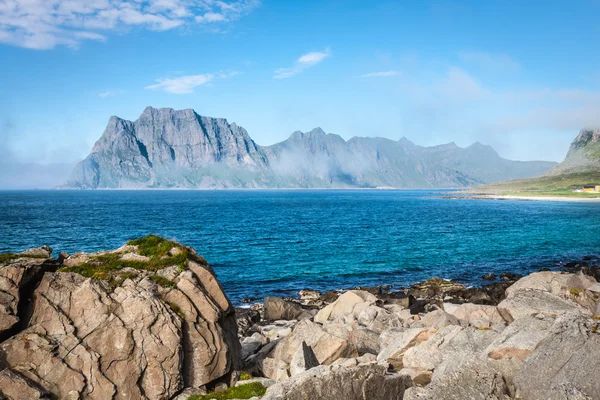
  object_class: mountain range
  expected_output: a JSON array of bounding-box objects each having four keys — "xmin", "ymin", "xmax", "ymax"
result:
[{"xmin": 62, "ymin": 107, "xmax": 557, "ymax": 189}]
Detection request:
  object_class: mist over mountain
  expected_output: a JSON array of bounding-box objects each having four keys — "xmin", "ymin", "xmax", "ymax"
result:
[
  {"xmin": 61, "ymin": 107, "xmax": 557, "ymax": 189},
  {"xmin": 0, "ymin": 156, "xmax": 75, "ymax": 190}
]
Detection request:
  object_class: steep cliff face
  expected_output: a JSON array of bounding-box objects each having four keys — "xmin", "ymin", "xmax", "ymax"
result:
[
  {"xmin": 63, "ymin": 107, "xmax": 557, "ymax": 189},
  {"xmin": 65, "ymin": 107, "xmax": 271, "ymax": 189}
]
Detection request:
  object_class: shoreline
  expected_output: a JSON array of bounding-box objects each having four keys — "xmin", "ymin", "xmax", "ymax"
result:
[
  {"xmin": 235, "ymin": 255, "xmax": 600, "ymax": 309},
  {"xmin": 440, "ymin": 193, "xmax": 600, "ymax": 202}
]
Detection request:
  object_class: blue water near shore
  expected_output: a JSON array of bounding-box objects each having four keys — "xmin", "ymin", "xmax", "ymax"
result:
[{"xmin": 1, "ymin": 190, "xmax": 599, "ymax": 304}]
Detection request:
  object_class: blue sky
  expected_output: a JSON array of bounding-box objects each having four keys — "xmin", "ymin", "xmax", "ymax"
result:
[{"xmin": 1, "ymin": 0, "xmax": 600, "ymax": 165}]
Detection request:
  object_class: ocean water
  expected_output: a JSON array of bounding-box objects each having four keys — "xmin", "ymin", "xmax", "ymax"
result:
[{"xmin": 1, "ymin": 190, "xmax": 599, "ymax": 304}]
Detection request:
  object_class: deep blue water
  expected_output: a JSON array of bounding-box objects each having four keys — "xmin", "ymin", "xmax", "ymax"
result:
[{"xmin": 1, "ymin": 190, "xmax": 599, "ymax": 304}]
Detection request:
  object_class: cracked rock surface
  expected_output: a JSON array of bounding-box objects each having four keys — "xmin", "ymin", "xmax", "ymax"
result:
[{"xmin": 0, "ymin": 238, "xmax": 241, "ymax": 400}]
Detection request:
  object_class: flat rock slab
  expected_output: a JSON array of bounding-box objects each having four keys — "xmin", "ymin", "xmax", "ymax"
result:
[
  {"xmin": 262, "ymin": 363, "xmax": 412, "ymax": 400},
  {"xmin": 515, "ymin": 313, "xmax": 600, "ymax": 399}
]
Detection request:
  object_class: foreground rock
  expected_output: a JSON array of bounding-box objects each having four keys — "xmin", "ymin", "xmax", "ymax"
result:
[
  {"xmin": 0, "ymin": 248, "xmax": 57, "ymax": 341},
  {"xmin": 262, "ymin": 363, "xmax": 412, "ymax": 400},
  {"xmin": 0, "ymin": 236, "xmax": 241, "ymax": 400},
  {"xmin": 514, "ymin": 312, "xmax": 600, "ymax": 399},
  {"xmin": 231, "ymin": 270, "xmax": 600, "ymax": 400}
]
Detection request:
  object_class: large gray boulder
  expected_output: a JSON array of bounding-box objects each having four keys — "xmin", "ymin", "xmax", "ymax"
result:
[
  {"xmin": 264, "ymin": 297, "xmax": 315, "ymax": 321},
  {"xmin": 314, "ymin": 290, "xmax": 378, "ymax": 324},
  {"xmin": 505, "ymin": 271, "xmax": 595, "ymax": 298},
  {"xmin": 514, "ymin": 313, "xmax": 600, "ymax": 399},
  {"xmin": 484, "ymin": 315, "xmax": 553, "ymax": 362},
  {"xmin": 404, "ymin": 355, "xmax": 510, "ymax": 400},
  {"xmin": 267, "ymin": 319, "xmax": 357, "ymax": 366},
  {"xmin": 262, "ymin": 363, "xmax": 412, "ymax": 400},
  {"xmin": 497, "ymin": 289, "xmax": 590, "ymax": 323},
  {"xmin": 377, "ymin": 328, "xmax": 434, "ymax": 370},
  {"xmin": 0, "ymin": 239, "xmax": 241, "ymax": 400}
]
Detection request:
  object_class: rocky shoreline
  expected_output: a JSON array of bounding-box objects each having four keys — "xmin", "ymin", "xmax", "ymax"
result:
[{"xmin": 1, "ymin": 238, "xmax": 600, "ymax": 399}]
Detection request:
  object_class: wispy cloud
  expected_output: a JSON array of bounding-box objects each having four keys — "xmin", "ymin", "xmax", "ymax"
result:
[
  {"xmin": 360, "ymin": 71, "xmax": 398, "ymax": 78},
  {"xmin": 274, "ymin": 48, "xmax": 331, "ymax": 79},
  {"xmin": 459, "ymin": 51, "xmax": 521, "ymax": 72},
  {"xmin": 145, "ymin": 71, "xmax": 238, "ymax": 94},
  {"xmin": 98, "ymin": 90, "xmax": 124, "ymax": 98},
  {"xmin": 0, "ymin": 0, "xmax": 261, "ymax": 50}
]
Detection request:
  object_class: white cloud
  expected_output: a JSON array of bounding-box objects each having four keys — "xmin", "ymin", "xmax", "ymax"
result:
[
  {"xmin": 145, "ymin": 71, "xmax": 237, "ymax": 94},
  {"xmin": 98, "ymin": 90, "xmax": 124, "ymax": 98},
  {"xmin": 0, "ymin": 0, "xmax": 260, "ymax": 50},
  {"xmin": 360, "ymin": 71, "xmax": 398, "ymax": 78},
  {"xmin": 459, "ymin": 51, "xmax": 521, "ymax": 72},
  {"xmin": 274, "ymin": 48, "xmax": 331, "ymax": 79}
]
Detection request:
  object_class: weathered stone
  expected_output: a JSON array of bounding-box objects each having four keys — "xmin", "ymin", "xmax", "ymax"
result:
[
  {"xmin": 485, "ymin": 315, "xmax": 553, "ymax": 362},
  {"xmin": 514, "ymin": 313, "xmax": 600, "ymax": 399},
  {"xmin": 0, "ymin": 247, "xmax": 241, "ymax": 399},
  {"xmin": 404, "ymin": 355, "xmax": 509, "ymax": 400},
  {"xmin": 120, "ymin": 252, "xmax": 151, "ymax": 262},
  {"xmin": 402, "ymin": 325, "xmax": 463, "ymax": 372},
  {"xmin": 236, "ymin": 307, "xmax": 261, "ymax": 336},
  {"xmin": 443, "ymin": 303, "xmax": 506, "ymax": 326},
  {"xmin": 357, "ymin": 305, "xmax": 403, "ymax": 332},
  {"xmin": 289, "ymin": 342, "xmax": 320, "ymax": 376},
  {"xmin": 399, "ymin": 367, "xmax": 433, "ymax": 386},
  {"xmin": 0, "ymin": 368, "xmax": 51, "ymax": 400},
  {"xmin": 260, "ymin": 358, "xmax": 289, "ymax": 382},
  {"xmin": 420, "ymin": 309, "xmax": 460, "ymax": 329},
  {"xmin": 262, "ymin": 363, "xmax": 412, "ymax": 400},
  {"xmin": 264, "ymin": 297, "xmax": 315, "ymax": 321},
  {"xmin": 314, "ymin": 290, "xmax": 378, "ymax": 324},
  {"xmin": 0, "ymin": 256, "xmax": 56, "ymax": 340},
  {"xmin": 506, "ymin": 271, "xmax": 595, "ymax": 298},
  {"xmin": 377, "ymin": 328, "xmax": 433, "ymax": 370},
  {"xmin": 19, "ymin": 246, "xmax": 52, "ymax": 258},
  {"xmin": 498, "ymin": 289, "xmax": 590, "ymax": 322},
  {"xmin": 242, "ymin": 337, "xmax": 264, "ymax": 360},
  {"xmin": 269, "ymin": 320, "xmax": 357, "ymax": 365}
]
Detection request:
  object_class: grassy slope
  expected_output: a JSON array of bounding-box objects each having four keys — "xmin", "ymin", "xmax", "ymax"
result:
[{"xmin": 473, "ymin": 170, "xmax": 600, "ymax": 198}]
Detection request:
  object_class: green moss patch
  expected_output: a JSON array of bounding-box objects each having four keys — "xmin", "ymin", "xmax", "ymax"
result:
[
  {"xmin": 128, "ymin": 235, "xmax": 183, "ymax": 258},
  {"xmin": 189, "ymin": 382, "xmax": 267, "ymax": 400},
  {"xmin": 58, "ymin": 235, "xmax": 207, "ymax": 284},
  {"xmin": 239, "ymin": 371, "xmax": 253, "ymax": 381}
]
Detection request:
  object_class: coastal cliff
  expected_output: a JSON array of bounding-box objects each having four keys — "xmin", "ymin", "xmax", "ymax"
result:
[{"xmin": 62, "ymin": 107, "xmax": 556, "ymax": 189}]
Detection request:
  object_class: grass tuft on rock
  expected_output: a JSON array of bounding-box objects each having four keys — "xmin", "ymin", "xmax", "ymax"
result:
[
  {"xmin": 128, "ymin": 235, "xmax": 182, "ymax": 258},
  {"xmin": 58, "ymin": 235, "xmax": 207, "ymax": 284},
  {"xmin": 151, "ymin": 275, "xmax": 176, "ymax": 288},
  {"xmin": 188, "ymin": 382, "xmax": 266, "ymax": 400}
]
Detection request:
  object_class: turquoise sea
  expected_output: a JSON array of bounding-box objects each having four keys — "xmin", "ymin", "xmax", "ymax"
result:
[{"xmin": 1, "ymin": 190, "xmax": 599, "ymax": 304}]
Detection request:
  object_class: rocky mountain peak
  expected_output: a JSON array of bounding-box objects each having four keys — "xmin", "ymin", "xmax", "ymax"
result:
[{"xmin": 570, "ymin": 129, "xmax": 600, "ymax": 150}]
